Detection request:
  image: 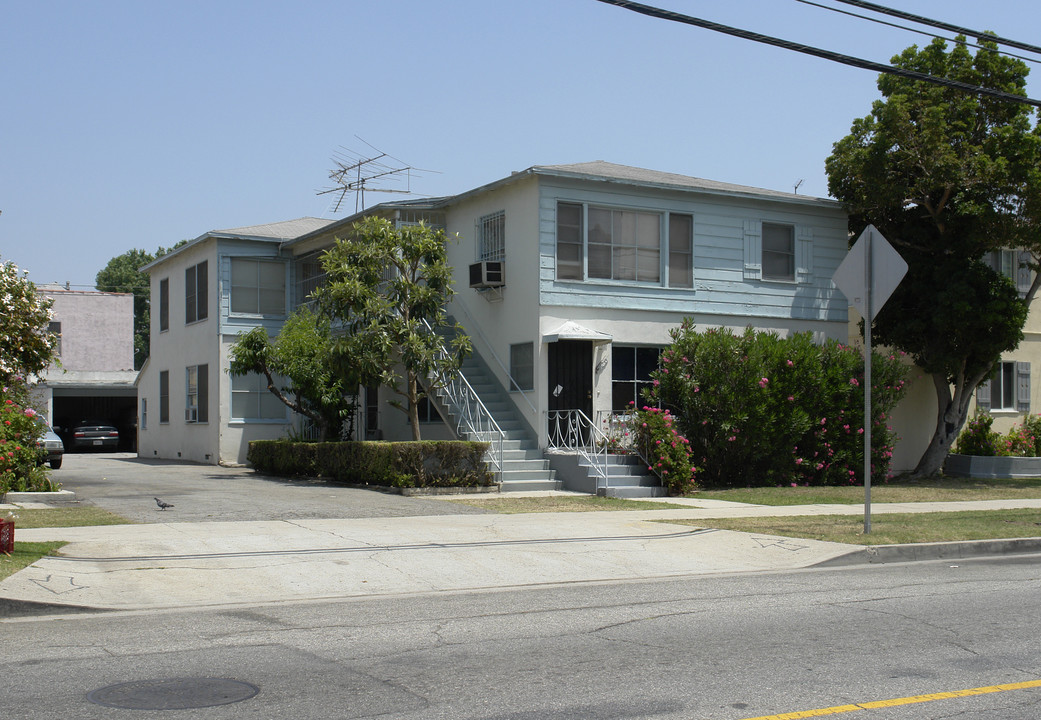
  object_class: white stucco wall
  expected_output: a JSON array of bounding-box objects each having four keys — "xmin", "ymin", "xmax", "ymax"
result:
[{"xmin": 38, "ymin": 288, "xmax": 134, "ymax": 373}]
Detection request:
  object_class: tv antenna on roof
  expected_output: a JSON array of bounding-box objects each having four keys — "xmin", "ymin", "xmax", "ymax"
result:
[{"xmin": 317, "ymin": 139, "xmax": 433, "ymax": 214}]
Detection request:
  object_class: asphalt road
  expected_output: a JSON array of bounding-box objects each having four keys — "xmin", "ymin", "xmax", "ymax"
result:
[
  {"xmin": 2, "ymin": 555, "xmax": 1040, "ymax": 719},
  {"xmin": 50, "ymin": 452, "xmax": 490, "ymax": 522}
]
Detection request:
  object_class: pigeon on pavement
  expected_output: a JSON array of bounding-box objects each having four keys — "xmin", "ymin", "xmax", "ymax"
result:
[{"xmin": 154, "ymin": 497, "xmax": 174, "ymax": 511}]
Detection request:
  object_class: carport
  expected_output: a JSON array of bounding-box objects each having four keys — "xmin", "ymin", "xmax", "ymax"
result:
[{"xmin": 38, "ymin": 371, "xmax": 139, "ymax": 452}]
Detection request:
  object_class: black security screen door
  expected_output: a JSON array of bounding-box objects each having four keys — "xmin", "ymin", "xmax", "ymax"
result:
[{"xmin": 547, "ymin": 340, "xmax": 593, "ymax": 418}]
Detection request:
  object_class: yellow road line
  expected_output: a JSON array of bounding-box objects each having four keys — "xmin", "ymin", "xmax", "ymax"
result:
[{"xmin": 739, "ymin": 678, "xmax": 1041, "ymax": 720}]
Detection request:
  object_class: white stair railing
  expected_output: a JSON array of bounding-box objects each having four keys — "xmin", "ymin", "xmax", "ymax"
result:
[
  {"xmin": 421, "ymin": 320, "xmax": 505, "ymax": 484},
  {"xmin": 546, "ymin": 409, "xmax": 613, "ymax": 492}
]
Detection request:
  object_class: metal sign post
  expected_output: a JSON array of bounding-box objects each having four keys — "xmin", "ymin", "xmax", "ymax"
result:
[{"xmin": 832, "ymin": 225, "xmax": 907, "ymax": 534}]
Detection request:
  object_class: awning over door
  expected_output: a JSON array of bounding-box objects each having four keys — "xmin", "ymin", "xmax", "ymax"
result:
[{"xmin": 542, "ymin": 321, "xmax": 613, "ymax": 344}]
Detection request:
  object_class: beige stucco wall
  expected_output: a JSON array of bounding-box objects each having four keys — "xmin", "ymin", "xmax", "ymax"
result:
[{"xmin": 38, "ymin": 288, "xmax": 134, "ymax": 372}]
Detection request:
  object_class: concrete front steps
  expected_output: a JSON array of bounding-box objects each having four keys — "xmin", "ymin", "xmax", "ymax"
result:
[
  {"xmin": 547, "ymin": 452, "xmax": 666, "ymax": 498},
  {"xmin": 445, "ymin": 355, "xmax": 561, "ymax": 493}
]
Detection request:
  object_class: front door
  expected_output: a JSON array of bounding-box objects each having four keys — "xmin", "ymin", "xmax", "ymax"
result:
[{"xmin": 548, "ymin": 340, "xmax": 593, "ymax": 445}]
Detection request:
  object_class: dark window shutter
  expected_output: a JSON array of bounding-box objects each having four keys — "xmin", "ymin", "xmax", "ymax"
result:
[
  {"xmin": 977, "ymin": 378, "xmax": 991, "ymax": 411},
  {"xmin": 197, "ymin": 261, "xmax": 208, "ymax": 320},
  {"xmin": 1017, "ymin": 362, "xmax": 1030, "ymax": 413},
  {"xmin": 198, "ymin": 364, "xmax": 209, "ymax": 423}
]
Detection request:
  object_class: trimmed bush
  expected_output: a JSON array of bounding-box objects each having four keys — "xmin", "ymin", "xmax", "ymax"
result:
[
  {"xmin": 248, "ymin": 440, "xmax": 492, "ymax": 488},
  {"xmin": 647, "ymin": 323, "xmax": 909, "ymax": 488}
]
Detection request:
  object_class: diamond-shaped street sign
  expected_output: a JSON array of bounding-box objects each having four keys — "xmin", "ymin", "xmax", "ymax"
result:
[{"xmin": 832, "ymin": 225, "xmax": 908, "ymax": 320}]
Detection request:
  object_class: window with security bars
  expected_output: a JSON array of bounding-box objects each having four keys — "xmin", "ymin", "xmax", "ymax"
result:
[{"xmin": 478, "ymin": 211, "xmax": 506, "ymax": 261}]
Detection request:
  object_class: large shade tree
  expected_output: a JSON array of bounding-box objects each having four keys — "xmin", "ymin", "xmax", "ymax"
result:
[
  {"xmin": 826, "ymin": 36, "xmax": 1041, "ymax": 476},
  {"xmin": 317, "ymin": 217, "xmax": 471, "ymax": 440}
]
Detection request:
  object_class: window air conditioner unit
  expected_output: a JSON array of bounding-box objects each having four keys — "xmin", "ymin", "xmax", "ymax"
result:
[{"xmin": 469, "ymin": 261, "xmax": 505, "ymax": 289}]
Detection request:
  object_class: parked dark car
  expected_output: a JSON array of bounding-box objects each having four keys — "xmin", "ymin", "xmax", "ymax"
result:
[
  {"xmin": 69, "ymin": 420, "xmax": 120, "ymax": 451},
  {"xmin": 36, "ymin": 423, "xmax": 64, "ymax": 469}
]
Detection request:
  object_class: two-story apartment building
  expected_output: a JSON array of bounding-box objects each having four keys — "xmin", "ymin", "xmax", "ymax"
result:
[
  {"xmin": 137, "ymin": 162, "xmax": 855, "ymax": 484},
  {"xmin": 136, "ymin": 217, "xmax": 334, "ymax": 464}
]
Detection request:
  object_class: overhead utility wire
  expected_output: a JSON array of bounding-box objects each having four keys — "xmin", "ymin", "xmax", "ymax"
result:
[
  {"xmin": 829, "ymin": 0, "xmax": 1041, "ymax": 56},
  {"xmin": 593, "ymin": 0, "xmax": 1041, "ymax": 109},
  {"xmin": 796, "ymin": 0, "xmax": 1041, "ymax": 66}
]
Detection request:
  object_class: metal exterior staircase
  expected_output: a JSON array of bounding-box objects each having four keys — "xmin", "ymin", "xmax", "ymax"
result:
[{"xmin": 428, "ymin": 348, "xmax": 561, "ymax": 493}]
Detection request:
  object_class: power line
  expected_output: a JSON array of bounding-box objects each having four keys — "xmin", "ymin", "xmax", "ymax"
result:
[
  {"xmin": 796, "ymin": 0, "xmax": 1041, "ymax": 66},
  {"xmin": 594, "ymin": 0, "xmax": 1041, "ymax": 108},
  {"xmin": 829, "ymin": 0, "xmax": 1041, "ymax": 56}
]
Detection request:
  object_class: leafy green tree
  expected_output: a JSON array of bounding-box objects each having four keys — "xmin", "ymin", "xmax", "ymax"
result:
[
  {"xmin": 228, "ymin": 306, "xmax": 360, "ymax": 440},
  {"xmin": 96, "ymin": 249, "xmax": 154, "ymax": 370},
  {"xmin": 825, "ymin": 36, "xmax": 1041, "ymax": 477},
  {"xmin": 317, "ymin": 217, "xmax": 472, "ymax": 441}
]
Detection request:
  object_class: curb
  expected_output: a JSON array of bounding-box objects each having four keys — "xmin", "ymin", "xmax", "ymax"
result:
[
  {"xmin": 2, "ymin": 490, "xmax": 78, "ymax": 505},
  {"xmin": 815, "ymin": 537, "xmax": 1041, "ymax": 567},
  {"xmin": 0, "ymin": 597, "xmax": 108, "ymax": 618}
]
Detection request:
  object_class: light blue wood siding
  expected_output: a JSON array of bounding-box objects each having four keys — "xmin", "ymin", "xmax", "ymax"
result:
[
  {"xmin": 217, "ymin": 239, "xmax": 290, "ymax": 336},
  {"xmin": 537, "ymin": 179, "xmax": 848, "ymax": 323}
]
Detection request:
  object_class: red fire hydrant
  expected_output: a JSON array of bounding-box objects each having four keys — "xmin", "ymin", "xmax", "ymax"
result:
[{"xmin": 0, "ymin": 518, "xmax": 14, "ymax": 555}]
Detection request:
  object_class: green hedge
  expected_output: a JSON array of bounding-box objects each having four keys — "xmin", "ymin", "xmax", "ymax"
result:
[{"xmin": 247, "ymin": 440, "xmax": 493, "ymax": 488}]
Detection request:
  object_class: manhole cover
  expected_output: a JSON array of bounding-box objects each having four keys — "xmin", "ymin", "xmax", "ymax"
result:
[{"xmin": 87, "ymin": 677, "xmax": 259, "ymax": 709}]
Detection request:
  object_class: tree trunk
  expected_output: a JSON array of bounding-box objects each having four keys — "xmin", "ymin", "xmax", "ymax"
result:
[
  {"xmin": 407, "ymin": 372, "xmax": 422, "ymax": 442},
  {"xmin": 912, "ymin": 371, "xmax": 980, "ymax": 477}
]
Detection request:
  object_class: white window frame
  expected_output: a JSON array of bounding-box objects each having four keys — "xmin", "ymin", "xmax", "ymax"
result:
[
  {"xmin": 762, "ymin": 223, "xmax": 795, "ymax": 281},
  {"xmin": 668, "ymin": 213, "xmax": 693, "ymax": 288},
  {"xmin": 978, "ymin": 360, "xmax": 1030, "ymax": 413}
]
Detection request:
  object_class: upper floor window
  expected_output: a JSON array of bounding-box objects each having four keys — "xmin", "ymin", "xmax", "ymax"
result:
[
  {"xmin": 185, "ymin": 261, "xmax": 208, "ymax": 324},
  {"xmin": 48, "ymin": 322, "xmax": 62, "ymax": 357},
  {"xmin": 589, "ymin": 207, "xmax": 660, "ymax": 283},
  {"xmin": 231, "ymin": 258, "xmax": 286, "ymax": 316},
  {"xmin": 762, "ymin": 223, "xmax": 795, "ymax": 281},
  {"xmin": 556, "ymin": 202, "xmax": 584, "ymax": 280},
  {"xmin": 159, "ymin": 278, "xmax": 169, "ymax": 331},
  {"xmin": 668, "ymin": 214, "xmax": 693, "ymax": 288},
  {"xmin": 296, "ymin": 257, "xmax": 326, "ymax": 306},
  {"xmin": 478, "ymin": 210, "xmax": 505, "ymax": 262},
  {"xmin": 556, "ymin": 202, "xmax": 693, "ymax": 287}
]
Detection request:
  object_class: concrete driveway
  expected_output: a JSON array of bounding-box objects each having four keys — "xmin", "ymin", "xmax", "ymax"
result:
[{"xmin": 49, "ymin": 452, "xmax": 491, "ymax": 523}]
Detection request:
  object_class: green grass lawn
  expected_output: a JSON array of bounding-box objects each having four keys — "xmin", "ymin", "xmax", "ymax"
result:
[
  {"xmin": 691, "ymin": 477, "xmax": 1041, "ymax": 505},
  {"xmin": 658, "ymin": 508, "xmax": 1041, "ymax": 546},
  {"xmin": 6, "ymin": 507, "xmax": 133, "ymax": 528}
]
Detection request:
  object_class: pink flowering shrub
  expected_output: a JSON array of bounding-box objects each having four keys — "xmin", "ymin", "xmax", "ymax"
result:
[
  {"xmin": 627, "ymin": 405, "xmax": 697, "ymax": 494},
  {"xmin": 646, "ymin": 323, "xmax": 908, "ymax": 488},
  {"xmin": 0, "ymin": 378, "xmax": 55, "ymax": 494}
]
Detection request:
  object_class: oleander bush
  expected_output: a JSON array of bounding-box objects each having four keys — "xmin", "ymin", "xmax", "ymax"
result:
[
  {"xmin": 954, "ymin": 413, "xmax": 1041, "ymax": 458},
  {"xmin": 645, "ymin": 323, "xmax": 909, "ymax": 488}
]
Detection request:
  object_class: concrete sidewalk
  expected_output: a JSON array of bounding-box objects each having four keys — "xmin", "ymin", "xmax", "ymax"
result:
[{"xmin": 2, "ymin": 496, "xmax": 1041, "ymax": 615}]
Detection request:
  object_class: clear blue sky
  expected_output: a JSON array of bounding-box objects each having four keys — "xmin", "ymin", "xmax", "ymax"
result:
[{"xmin": 2, "ymin": 0, "xmax": 1037, "ymax": 290}]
